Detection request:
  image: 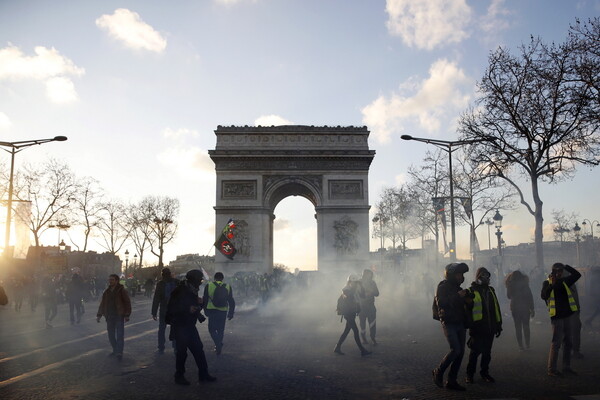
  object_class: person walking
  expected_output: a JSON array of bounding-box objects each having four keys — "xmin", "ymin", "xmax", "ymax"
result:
[
  {"xmin": 359, "ymin": 268, "xmax": 379, "ymax": 346},
  {"xmin": 202, "ymin": 272, "xmax": 235, "ymax": 355},
  {"xmin": 152, "ymin": 268, "xmax": 179, "ymax": 354},
  {"xmin": 166, "ymin": 270, "xmax": 216, "ymax": 385},
  {"xmin": 96, "ymin": 274, "xmax": 131, "ymax": 361},
  {"xmin": 505, "ymin": 270, "xmax": 534, "ymax": 350},
  {"xmin": 432, "ymin": 262, "xmax": 473, "ymax": 391},
  {"xmin": 465, "ymin": 267, "xmax": 502, "ymax": 384},
  {"xmin": 66, "ymin": 273, "xmax": 85, "ymax": 324},
  {"xmin": 41, "ymin": 276, "xmax": 58, "ymax": 328},
  {"xmin": 334, "ymin": 274, "xmax": 371, "ymax": 357},
  {"xmin": 541, "ymin": 263, "xmax": 581, "ymax": 377}
]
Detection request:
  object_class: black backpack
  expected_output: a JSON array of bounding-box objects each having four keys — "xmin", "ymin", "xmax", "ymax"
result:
[
  {"xmin": 211, "ymin": 283, "xmax": 229, "ymax": 308},
  {"xmin": 336, "ymin": 293, "xmax": 356, "ymax": 316}
]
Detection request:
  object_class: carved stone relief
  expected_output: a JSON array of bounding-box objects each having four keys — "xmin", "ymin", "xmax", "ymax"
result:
[
  {"xmin": 222, "ymin": 180, "xmax": 257, "ymax": 199},
  {"xmin": 333, "ymin": 216, "xmax": 359, "ymax": 255},
  {"xmin": 329, "ymin": 180, "xmax": 363, "ymax": 200}
]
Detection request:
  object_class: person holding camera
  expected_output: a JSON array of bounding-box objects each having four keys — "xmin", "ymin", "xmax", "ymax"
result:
[
  {"xmin": 166, "ymin": 269, "xmax": 216, "ymax": 385},
  {"xmin": 541, "ymin": 263, "xmax": 581, "ymax": 377}
]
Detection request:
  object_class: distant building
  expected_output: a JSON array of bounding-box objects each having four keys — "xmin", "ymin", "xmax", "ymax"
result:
[{"xmin": 168, "ymin": 254, "xmax": 215, "ymax": 276}]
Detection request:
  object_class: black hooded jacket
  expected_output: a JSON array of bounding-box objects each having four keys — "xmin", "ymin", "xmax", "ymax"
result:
[{"xmin": 435, "ymin": 278, "xmax": 472, "ymax": 325}]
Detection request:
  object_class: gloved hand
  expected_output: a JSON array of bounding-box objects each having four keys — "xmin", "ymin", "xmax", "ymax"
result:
[
  {"xmin": 198, "ymin": 314, "xmax": 206, "ymax": 323},
  {"xmin": 227, "ymin": 314, "xmax": 234, "ymax": 321}
]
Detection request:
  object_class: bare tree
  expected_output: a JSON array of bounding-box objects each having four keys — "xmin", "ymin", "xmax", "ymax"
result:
[
  {"xmin": 138, "ymin": 196, "xmax": 179, "ymax": 270},
  {"xmin": 72, "ymin": 177, "xmax": 104, "ymax": 251},
  {"xmin": 550, "ymin": 209, "xmax": 578, "ymax": 242},
  {"xmin": 95, "ymin": 199, "xmax": 130, "ymax": 256},
  {"xmin": 12, "ymin": 159, "xmax": 76, "ymax": 247},
  {"xmin": 458, "ymin": 35, "xmax": 600, "ymax": 269},
  {"xmin": 126, "ymin": 201, "xmax": 152, "ymax": 271}
]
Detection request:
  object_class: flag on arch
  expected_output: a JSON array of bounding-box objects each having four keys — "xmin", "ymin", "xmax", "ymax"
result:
[{"xmin": 214, "ymin": 219, "xmax": 237, "ymax": 260}]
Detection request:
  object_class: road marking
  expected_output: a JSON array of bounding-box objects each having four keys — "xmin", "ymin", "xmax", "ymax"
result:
[
  {"xmin": 0, "ymin": 327, "xmax": 157, "ymax": 388},
  {"xmin": 0, "ymin": 318, "xmax": 154, "ymax": 364}
]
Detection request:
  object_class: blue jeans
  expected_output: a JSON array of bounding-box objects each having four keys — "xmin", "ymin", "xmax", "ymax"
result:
[
  {"xmin": 205, "ymin": 309, "xmax": 227, "ymax": 348},
  {"xmin": 106, "ymin": 315, "xmax": 125, "ymax": 355},
  {"xmin": 548, "ymin": 315, "xmax": 572, "ymax": 372},
  {"xmin": 438, "ymin": 322, "xmax": 466, "ymax": 381}
]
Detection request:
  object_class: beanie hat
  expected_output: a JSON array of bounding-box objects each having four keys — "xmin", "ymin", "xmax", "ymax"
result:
[{"xmin": 476, "ymin": 267, "xmax": 491, "ymax": 280}]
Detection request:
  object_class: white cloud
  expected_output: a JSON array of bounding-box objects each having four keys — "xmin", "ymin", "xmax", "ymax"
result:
[
  {"xmin": 479, "ymin": 0, "xmax": 512, "ymax": 37},
  {"xmin": 158, "ymin": 127, "xmax": 213, "ymax": 181},
  {"xmin": 162, "ymin": 127, "xmax": 199, "ymax": 140},
  {"xmin": 96, "ymin": 9, "xmax": 167, "ymax": 53},
  {"xmin": 361, "ymin": 59, "xmax": 473, "ymax": 143},
  {"xmin": 273, "ymin": 218, "xmax": 290, "ymax": 231},
  {"xmin": 0, "ymin": 45, "xmax": 84, "ymax": 104},
  {"xmin": 254, "ymin": 114, "xmax": 293, "ymax": 126},
  {"xmin": 0, "ymin": 112, "xmax": 11, "ymax": 130},
  {"xmin": 0, "ymin": 45, "xmax": 84, "ymax": 80},
  {"xmin": 385, "ymin": 0, "xmax": 472, "ymax": 50},
  {"xmin": 45, "ymin": 77, "xmax": 78, "ymax": 103}
]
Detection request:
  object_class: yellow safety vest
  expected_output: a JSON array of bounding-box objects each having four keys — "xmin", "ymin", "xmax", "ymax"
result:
[
  {"xmin": 547, "ymin": 280, "xmax": 578, "ymax": 317},
  {"xmin": 206, "ymin": 281, "xmax": 230, "ymax": 311},
  {"xmin": 471, "ymin": 288, "xmax": 501, "ymax": 322}
]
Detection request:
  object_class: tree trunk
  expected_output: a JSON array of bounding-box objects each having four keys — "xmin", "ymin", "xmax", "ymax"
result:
[{"xmin": 532, "ymin": 178, "xmax": 545, "ymax": 270}]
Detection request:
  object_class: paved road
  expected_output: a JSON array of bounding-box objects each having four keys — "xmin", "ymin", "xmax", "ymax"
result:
[{"xmin": 1, "ymin": 288, "xmax": 600, "ymax": 400}]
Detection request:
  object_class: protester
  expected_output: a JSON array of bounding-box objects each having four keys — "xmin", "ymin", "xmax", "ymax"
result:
[
  {"xmin": 166, "ymin": 269, "xmax": 216, "ymax": 385},
  {"xmin": 334, "ymin": 274, "xmax": 371, "ymax": 357},
  {"xmin": 97, "ymin": 274, "xmax": 131, "ymax": 361},
  {"xmin": 432, "ymin": 262, "xmax": 473, "ymax": 391},
  {"xmin": 541, "ymin": 263, "xmax": 580, "ymax": 377},
  {"xmin": 465, "ymin": 267, "xmax": 502, "ymax": 384},
  {"xmin": 152, "ymin": 268, "xmax": 179, "ymax": 354},
  {"xmin": 203, "ymin": 272, "xmax": 235, "ymax": 355},
  {"xmin": 359, "ymin": 268, "xmax": 379, "ymax": 346},
  {"xmin": 505, "ymin": 270, "xmax": 534, "ymax": 350},
  {"xmin": 41, "ymin": 276, "xmax": 58, "ymax": 328},
  {"xmin": 66, "ymin": 273, "xmax": 86, "ymax": 324}
]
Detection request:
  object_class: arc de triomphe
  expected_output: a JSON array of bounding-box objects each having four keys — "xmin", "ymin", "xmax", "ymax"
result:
[{"xmin": 208, "ymin": 125, "xmax": 376, "ymax": 274}]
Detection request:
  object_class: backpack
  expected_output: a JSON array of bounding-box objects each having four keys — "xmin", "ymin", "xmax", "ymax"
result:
[
  {"xmin": 432, "ymin": 296, "xmax": 440, "ymax": 320},
  {"xmin": 211, "ymin": 282, "xmax": 229, "ymax": 308},
  {"xmin": 336, "ymin": 293, "xmax": 356, "ymax": 316}
]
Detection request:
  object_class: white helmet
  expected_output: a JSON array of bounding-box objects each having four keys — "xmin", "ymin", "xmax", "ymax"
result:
[{"xmin": 348, "ymin": 274, "xmax": 360, "ymax": 282}]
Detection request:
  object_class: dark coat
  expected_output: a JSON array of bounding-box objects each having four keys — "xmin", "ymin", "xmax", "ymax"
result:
[
  {"xmin": 151, "ymin": 277, "xmax": 179, "ymax": 316},
  {"xmin": 97, "ymin": 283, "xmax": 131, "ymax": 318},
  {"xmin": 166, "ymin": 281, "xmax": 203, "ymax": 328},
  {"xmin": 468, "ymin": 283, "xmax": 502, "ymax": 336},
  {"xmin": 506, "ymin": 275, "xmax": 534, "ymax": 317},
  {"xmin": 436, "ymin": 279, "xmax": 472, "ymax": 325}
]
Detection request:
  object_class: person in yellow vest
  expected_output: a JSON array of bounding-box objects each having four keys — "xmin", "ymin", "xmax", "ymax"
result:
[
  {"xmin": 202, "ymin": 272, "xmax": 235, "ymax": 355},
  {"xmin": 465, "ymin": 267, "xmax": 502, "ymax": 384},
  {"xmin": 541, "ymin": 263, "xmax": 581, "ymax": 377}
]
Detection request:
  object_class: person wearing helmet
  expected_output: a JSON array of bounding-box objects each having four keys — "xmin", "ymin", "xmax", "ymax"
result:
[
  {"xmin": 432, "ymin": 262, "xmax": 473, "ymax": 391},
  {"xmin": 359, "ymin": 268, "xmax": 379, "ymax": 346},
  {"xmin": 465, "ymin": 267, "xmax": 502, "ymax": 384},
  {"xmin": 334, "ymin": 274, "xmax": 371, "ymax": 357},
  {"xmin": 166, "ymin": 269, "xmax": 216, "ymax": 385}
]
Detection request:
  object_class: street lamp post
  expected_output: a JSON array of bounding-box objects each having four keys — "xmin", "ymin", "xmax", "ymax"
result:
[
  {"xmin": 124, "ymin": 249, "xmax": 129, "ymax": 277},
  {"xmin": 401, "ymin": 134, "xmax": 495, "ymax": 261},
  {"xmin": 0, "ymin": 136, "xmax": 68, "ymax": 257},
  {"xmin": 581, "ymin": 219, "xmax": 599, "ymax": 265},
  {"xmin": 485, "ymin": 218, "xmax": 494, "ymax": 250},
  {"xmin": 573, "ymin": 222, "xmax": 581, "ymax": 266},
  {"xmin": 493, "ymin": 210, "xmax": 503, "ymax": 279},
  {"xmin": 133, "ymin": 254, "xmax": 138, "ymax": 273}
]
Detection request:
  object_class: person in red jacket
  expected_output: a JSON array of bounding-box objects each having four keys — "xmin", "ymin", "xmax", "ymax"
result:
[{"xmin": 97, "ymin": 274, "xmax": 131, "ymax": 361}]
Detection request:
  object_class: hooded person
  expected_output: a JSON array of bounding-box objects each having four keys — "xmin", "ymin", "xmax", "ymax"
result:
[
  {"xmin": 465, "ymin": 267, "xmax": 502, "ymax": 384},
  {"xmin": 432, "ymin": 262, "xmax": 473, "ymax": 392},
  {"xmin": 166, "ymin": 269, "xmax": 216, "ymax": 385},
  {"xmin": 334, "ymin": 274, "xmax": 371, "ymax": 357}
]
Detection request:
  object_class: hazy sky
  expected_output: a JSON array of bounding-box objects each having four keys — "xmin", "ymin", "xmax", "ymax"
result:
[{"xmin": 1, "ymin": 0, "xmax": 599, "ymax": 270}]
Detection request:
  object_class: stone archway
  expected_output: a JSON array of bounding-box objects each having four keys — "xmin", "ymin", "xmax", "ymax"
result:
[{"xmin": 208, "ymin": 125, "xmax": 375, "ymax": 274}]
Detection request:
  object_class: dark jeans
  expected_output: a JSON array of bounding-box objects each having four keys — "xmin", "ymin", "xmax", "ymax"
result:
[
  {"xmin": 106, "ymin": 315, "xmax": 125, "ymax": 355},
  {"xmin": 157, "ymin": 308, "xmax": 175, "ymax": 351},
  {"xmin": 466, "ymin": 333, "xmax": 494, "ymax": 376},
  {"xmin": 205, "ymin": 309, "xmax": 227, "ymax": 348},
  {"xmin": 44, "ymin": 301, "xmax": 57, "ymax": 322},
  {"xmin": 438, "ymin": 322, "xmax": 466, "ymax": 382},
  {"xmin": 548, "ymin": 315, "xmax": 572, "ymax": 372},
  {"xmin": 173, "ymin": 325, "xmax": 209, "ymax": 379},
  {"xmin": 359, "ymin": 304, "xmax": 377, "ymax": 341},
  {"xmin": 337, "ymin": 315, "xmax": 366, "ymax": 352},
  {"xmin": 512, "ymin": 311, "xmax": 530, "ymax": 349},
  {"xmin": 69, "ymin": 300, "xmax": 83, "ymax": 323}
]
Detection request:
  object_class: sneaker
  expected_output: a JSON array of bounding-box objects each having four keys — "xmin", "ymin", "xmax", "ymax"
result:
[
  {"xmin": 333, "ymin": 345, "xmax": 344, "ymax": 355},
  {"xmin": 432, "ymin": 369, "xmax": 443, "ymax": 388},
  {"xmin": 199, "ymin": 374, "xmax": 217, "ymax": 382},
  {"xmin": 562, "ymin": 368, "xmax": 578, "ymax": 376},
  {"xmin": 445, "ymin": 380, "xmax": 466, "ymax": 391},
  {"xmin": 465, "ymin": 375, "xmax": 474, "ymax": 384},
  {"xmin": 175, "ymin": 376, "xmax": 191, "ymax": 385},
  {"xmin": 547, "ymin": 370, "xmax": 562, "ymax": 377},
  {"xmin": 481, "ymin": 373, "xmax": 495, "ymax": 383}
]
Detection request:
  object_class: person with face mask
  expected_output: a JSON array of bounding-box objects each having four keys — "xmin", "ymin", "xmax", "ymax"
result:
[
  {"xmin": 541, "ymin": 263, "xmax": 581, "ymax": 377},
  {"xmin": 465, "ymin": 267, "xmax": 502, "ymax": 384},
  {"xmin": 432, "ymin": 262, "xmax": 473, "ymax": 391},
  {"xmin": 166, "ymin": 269, "xmax": 216, "ymax": 385}
]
